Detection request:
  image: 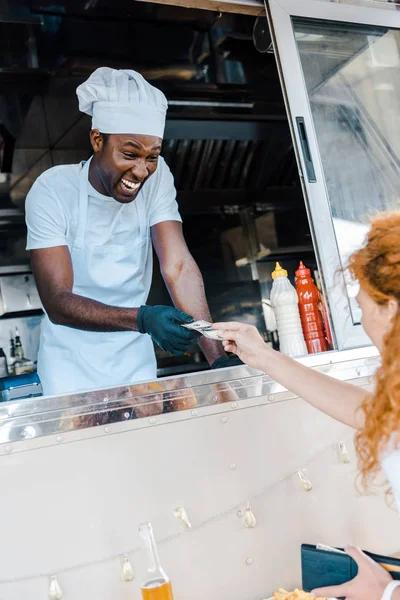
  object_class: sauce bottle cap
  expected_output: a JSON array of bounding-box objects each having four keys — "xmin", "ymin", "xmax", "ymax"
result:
[
  {"xmin": 295, "ymin": 261, "xmax": 311, "ymax": 278},
  {"xmin": 272, "ymin": 262, "xmax": 288, "ymax": 279}
]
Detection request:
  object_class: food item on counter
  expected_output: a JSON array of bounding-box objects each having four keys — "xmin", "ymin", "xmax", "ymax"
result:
[
  {"xmin": 295, "ymin": 261, "xmax": 328, "ymax": 354},
  {"xmin": 182, "ymin": 320, "xmax": 223, "ymax": 341},
  {"xmin": 267, "ymin": 589, "xmax": 327, "ymax": 600},
  {"xmin": 270, "ymin": 262, "xmax": 307, "ymax": 357},
  {"xmin": 162, "ymin": 378, "xmax": 197, "ymax": 411},
  {"xmin": 13, "ymin": 357, "xmax": 34, "ymax": 375},
  {"xmin": 140, "ymin": 522, "xmax": 174, "ymax": 600}
]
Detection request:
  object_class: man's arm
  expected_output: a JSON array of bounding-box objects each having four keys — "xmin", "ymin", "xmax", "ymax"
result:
[
  {"xmin": 30, "ymin": 246, "xmax": 139, "ymax": 331},
  {"xmin": 151, "ymin": 220, "xmax": 226, "ymax": 365}
]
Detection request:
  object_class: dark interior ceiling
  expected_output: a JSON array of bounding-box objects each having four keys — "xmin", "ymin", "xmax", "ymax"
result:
[{"xmin": 0, "ymin": 0, "xmax": 301, "ymax": 222}]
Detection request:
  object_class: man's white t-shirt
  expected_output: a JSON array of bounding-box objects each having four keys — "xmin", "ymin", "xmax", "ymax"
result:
[
  {"xmin": 26, "ymin": 155, "xmax": 181, "ymax": 253},
  {"xmin": 25, "ymin": 157, "xmax": 182, "ymax": 395}
]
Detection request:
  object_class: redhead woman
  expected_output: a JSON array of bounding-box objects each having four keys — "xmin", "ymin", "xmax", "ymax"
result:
[{"xmin": 213, "ymin": 212, "xmax": 400, "ymax": 600}]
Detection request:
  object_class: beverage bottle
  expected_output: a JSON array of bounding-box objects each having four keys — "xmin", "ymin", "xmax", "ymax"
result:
[
  {"xmin": 0, "ymin": 348, "xmax": 9, "ymax": 378},
  {"xmin": 15, "ymin": 328, "xmax": 24, "ymax": 360},
  {"xmin": 270, "ymin": 262, "xmax": 307, "ymax": 357},
  {"xmin": 9, "ymin": 334, "xmax": 16, "ymax": 375},
  {"xmin": 295, "ymin": 262, "xmax": 328, "ymax": 354},
  {"xmin": 139, "ymin": 522, "xmax": 174, "ymax": 600}
]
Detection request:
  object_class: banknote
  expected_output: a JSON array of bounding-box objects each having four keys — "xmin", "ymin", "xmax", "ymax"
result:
[{"xmin": 182, "ymin": 320, "xmax": 224, "ymax": 341}]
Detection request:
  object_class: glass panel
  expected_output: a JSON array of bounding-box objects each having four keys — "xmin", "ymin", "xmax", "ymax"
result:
[
  {"xmin": 0, "ymin": 351, "xmax": 379, "ymax": 444},
  {"xmin": 293, "ymin": 18, "xmax": 400, "ymax": 323}
]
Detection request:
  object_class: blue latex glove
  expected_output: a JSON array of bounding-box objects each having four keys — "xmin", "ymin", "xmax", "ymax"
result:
[
  {"xmin": 211, "ymin": 356, "xmax": 244, "ymax": 369},
  {"xmin": 137, "ymin": 305, "xmax": 200, "ymax": 355}
]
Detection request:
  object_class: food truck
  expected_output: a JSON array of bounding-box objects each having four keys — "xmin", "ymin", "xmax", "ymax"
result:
[{"xmin": 0, "ymin": 0, "xmax": 400, "ymax": 598}]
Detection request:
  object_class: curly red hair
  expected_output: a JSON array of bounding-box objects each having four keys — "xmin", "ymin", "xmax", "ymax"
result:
[{"xmin": 348, "ymin": 212, "xmax": 400, "ymax": 490}]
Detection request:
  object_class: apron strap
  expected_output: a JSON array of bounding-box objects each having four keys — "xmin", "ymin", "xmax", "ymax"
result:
[
  {"xmin": 75, "ymin": 155, "xmax": 148, "ymax": 248},
  {"xmin": 74, "ymin": 157, "xmax": 92, "ymax": 247}
]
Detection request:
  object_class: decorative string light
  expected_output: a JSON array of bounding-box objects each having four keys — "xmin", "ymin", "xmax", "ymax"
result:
[
  {"xmin": 174, "ymin": 506, "xmax": 192, "ymax": 530},
  {"xmin": 297, "ymin": 469, "xmax": 313, "ymax": 492},
  {"xmin": 0, "ymin": 433, "xmax": 353, "ymax": 592},
  {"xmin": 338, "ymin": 441, "xmax": 350, "ymax": 464},
  {"xmin": 243, "ymin": 501, "xmax": 257, "ymax": 528},
  {"xmin": 120, "ymin": 555, "xmax": 135, "ymax": 582},
  {"xmin": 48, "ymin": 575, "xmax": 63, "ymax": 600}
]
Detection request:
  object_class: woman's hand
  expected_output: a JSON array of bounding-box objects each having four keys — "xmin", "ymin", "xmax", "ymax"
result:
[
  {"xmin": 312, "ymin": 546, "xmax": 392, "ymax": 600},
  {"xmin": 213, "ymin": 322, "xmax": 270, "ymax": 371}
]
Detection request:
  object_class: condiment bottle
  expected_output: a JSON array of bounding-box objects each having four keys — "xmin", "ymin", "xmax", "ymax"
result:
[
  {"xmin": 270, "ymin": 262, "xmax": 307, "ymax": 357},
  {"xmin": 295, "ymin": 261, "xmax": 328, "ymax": 354},
  {"xmin": 139, "ymin": 522, "xmax": 174, "ymax": 600},
  {"xmin": 15, "ymin": 328, "xmax": 24, "ymax": 360},
  {"xmin": 314, "ymin": 270, "xmax": 333, "ymax": 348},
  {"xmin": 0, "ymin": 348, "xmax": 9, "ymax": 378},
  {"xmin": 9, "ymin": 333, "xmax": 16, "ymax": 375}
]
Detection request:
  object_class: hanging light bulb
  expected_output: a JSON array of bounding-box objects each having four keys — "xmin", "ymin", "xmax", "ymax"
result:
[
  {"xmin": 243, "ymin": 501, "xmax": 257, "ymax": 528},
  {"xmin": 121, "ymin": 555, "xmax": 135, "ymax": 582},
  {"xmin": 174, "ymin": 506, "xmax": 192, "ymax": 530},
  {"xmin": 338, "ymin": 441, "xmax": 350, "ymax": 464},
  {"xmin": 49, "ymin": 575, "xmax": 63, "ymax": 600},
  {"xmin": 297, "ymin": 469, "xmax": 312, "ymax": 492}
]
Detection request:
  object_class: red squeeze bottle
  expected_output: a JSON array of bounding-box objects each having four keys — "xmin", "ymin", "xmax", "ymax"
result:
[{"xmin": 295, "ymin": 261, "xmax": 328, "ymax": 354}]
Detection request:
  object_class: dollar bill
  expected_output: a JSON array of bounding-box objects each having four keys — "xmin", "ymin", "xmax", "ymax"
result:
[{"xmin": 182, "ymin": 320, "xmax": 223, "ymax": 341}]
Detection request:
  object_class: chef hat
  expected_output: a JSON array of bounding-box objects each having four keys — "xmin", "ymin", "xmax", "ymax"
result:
[{"xmin": 76, "ymin": 67, "xmax": 168, "ymax": 138}]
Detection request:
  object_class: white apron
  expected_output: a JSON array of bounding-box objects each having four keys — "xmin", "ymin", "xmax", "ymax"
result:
[{"xmin": 37, "ymin": 158, "xmax": 156, "ymax": 396}]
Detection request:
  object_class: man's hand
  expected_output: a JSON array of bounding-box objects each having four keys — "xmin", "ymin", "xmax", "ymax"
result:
[
  {"xmin": 312, "ymin": 546, "xmax": 392, "ymax": 600},
  {"xmin": 151, "ymin": 220, "xmax": 226, "ymax": 366},
  {"xmin": 137, "ymin": 305, "xmax": 200, "ymax": 355}
]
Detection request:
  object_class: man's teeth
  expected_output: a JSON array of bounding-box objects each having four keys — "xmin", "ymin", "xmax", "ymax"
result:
[{"xmin": 121, "ymin": 178, "xmax": 140, "ymax": 191}]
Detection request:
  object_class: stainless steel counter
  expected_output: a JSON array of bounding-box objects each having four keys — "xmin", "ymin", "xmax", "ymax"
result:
[{"xmin": 0, "ymin": 346, "xmax": 379, "ymax": 450}]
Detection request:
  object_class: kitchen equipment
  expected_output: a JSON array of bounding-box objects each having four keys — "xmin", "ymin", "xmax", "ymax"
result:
[
  {"xmin": 0, "ymin": 274, "xmax": 42, "ymax": 316},
  {"xmin": 0, "ymin": 372, "xmax": 42, "ymax": 402}
]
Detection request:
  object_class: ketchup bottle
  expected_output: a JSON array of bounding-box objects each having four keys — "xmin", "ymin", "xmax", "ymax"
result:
[{"xmin": 295, "ymin": 261, "xmax": 328, "ymax": 354}]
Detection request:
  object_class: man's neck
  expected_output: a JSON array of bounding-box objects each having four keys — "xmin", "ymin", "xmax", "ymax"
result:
[{"xmin": 88, "ymin": 157, "xmax": 109, "ymax": 196}]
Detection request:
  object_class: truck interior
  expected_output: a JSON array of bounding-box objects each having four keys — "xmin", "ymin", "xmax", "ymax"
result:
[{"xmin": 0, "ymin": 0, "xmax": 321, "ymax": 376}]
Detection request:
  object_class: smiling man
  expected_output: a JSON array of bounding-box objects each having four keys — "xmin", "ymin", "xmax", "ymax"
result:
[{"xmin": 25, "ymin": 67, "xmax": 230, "ymax": 396}]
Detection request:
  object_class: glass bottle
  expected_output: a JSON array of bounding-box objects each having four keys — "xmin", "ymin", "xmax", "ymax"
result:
[
  {"xmin": 0, "ymin": 348, "xmax": 9, "ymax": 378},
  {"xmin": 139, "ymin": 522, "xmax": 174, "ymax": 600},
  {"xmin": 15, "ymin": 328, "xmax": 24, "ymax": 360},
  {"xmin": 9, "ymin": 334, "xmax": 15, "ymax": 375}
]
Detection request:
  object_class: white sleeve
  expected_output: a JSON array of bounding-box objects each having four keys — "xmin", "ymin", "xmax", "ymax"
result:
[
  {"xmin": 25, "ymin": 175, "xmax": 68, "ymax": 250},
  {"xmin": 148, "ymin": 159, "xmax": 182, "ymax": 227}
]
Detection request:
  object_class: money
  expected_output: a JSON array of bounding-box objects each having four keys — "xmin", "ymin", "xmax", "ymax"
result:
[{"xmin": 182, "ymin": 320, "xmax": 223, "ymax": 341}]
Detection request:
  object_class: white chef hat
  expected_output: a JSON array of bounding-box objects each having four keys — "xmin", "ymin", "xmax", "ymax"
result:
[{"xmin": 76, "ymin": 67, "xmax": 168, "ymax": 138}]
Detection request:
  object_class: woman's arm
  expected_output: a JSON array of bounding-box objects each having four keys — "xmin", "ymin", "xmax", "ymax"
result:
[{"xmin": 214, "ymin": 322, "xmax": 369, "ymax": 429}]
